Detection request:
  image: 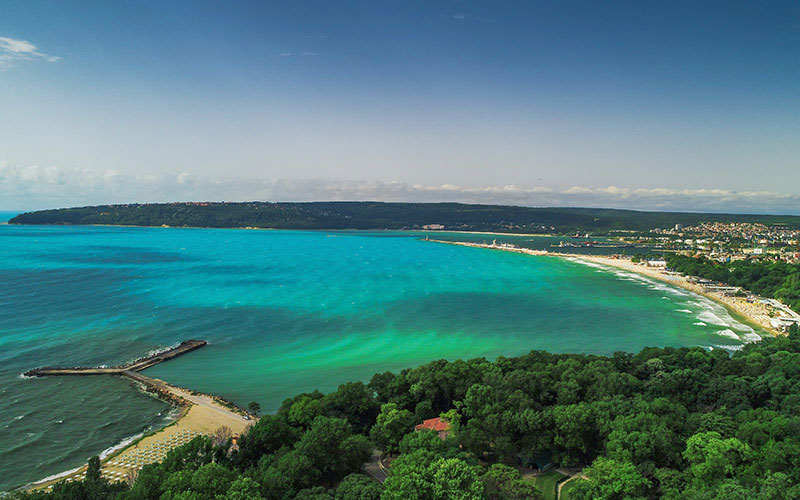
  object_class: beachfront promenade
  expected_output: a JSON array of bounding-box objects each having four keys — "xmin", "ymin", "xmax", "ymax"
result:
[{"xmin": 25, "ymin": 340, "xmax": 254, "ymax": 490}]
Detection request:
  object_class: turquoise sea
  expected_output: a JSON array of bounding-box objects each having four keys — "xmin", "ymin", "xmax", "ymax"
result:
[{"xmin": 0, "ymin": 217, "xmax": 763, "ymax": 490}]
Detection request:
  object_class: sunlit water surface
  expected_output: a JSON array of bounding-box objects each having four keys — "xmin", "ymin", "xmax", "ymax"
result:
[{"xmin": 0, "ymin": 222, "xmax": 762, "ymax": 489}]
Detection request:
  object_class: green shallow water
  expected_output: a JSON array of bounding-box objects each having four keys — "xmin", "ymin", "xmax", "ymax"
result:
[{"xmin": 0, "ymin": 224, "xmax": 763, "ymax": 489}]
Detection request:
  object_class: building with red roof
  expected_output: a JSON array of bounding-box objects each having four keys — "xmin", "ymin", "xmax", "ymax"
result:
[{"xmin": 414, "ymin": 417, "xmax": 451, "ymax": 439}]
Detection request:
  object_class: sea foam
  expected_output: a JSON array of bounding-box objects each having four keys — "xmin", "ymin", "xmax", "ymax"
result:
[{"xmin": 715, "ymin": 329, "xmax": 740, "ymax": 339}]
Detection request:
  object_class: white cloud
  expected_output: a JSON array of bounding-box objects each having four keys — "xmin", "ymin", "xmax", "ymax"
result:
[
  {"xmin": 0, "ymin": 37, "xmax": 37, "ymax": 54},
  {"xmin": 279, "ymin": 51, "xmax": 319, "ymax": 57},
  {"xmin": 1, "ymin": 163, "xmax": 798, "ymax": 214},
  {"xmin": 0, "ymin": 36, "xmax": 59, "ymax": 69}
]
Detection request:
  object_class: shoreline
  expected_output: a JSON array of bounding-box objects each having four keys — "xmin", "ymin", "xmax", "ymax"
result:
[
  {"xmin": 425, "ymin": 229, "xmax": 557, "ymax": 237},
  {"xmin": 24, "ymin": 375, "xmax": 254, "ymax": 492},
  {"xmin": 430, "ymin": 239, "xmax": 784, "ymax": 337},
  {"xmin": 7, "ymin": 221, "xmax": 560, "ymax": 237},
  {"xmin": 566, "ymin": 254, "xmax": 781, "ymax": 337},
  {"xmin": 11, "ymin": 232, "xmax": 786, "ymax": 491}
]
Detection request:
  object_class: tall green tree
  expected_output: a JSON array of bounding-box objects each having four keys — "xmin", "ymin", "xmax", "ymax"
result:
[
  {"xmin": 381, "ymin": 451, "xmax": 483, "ymax": 500},
  {"xmin": 683, "ymin": 432, "xmax": 752, "ymax": 489},
  {"xmin": 482, "ymin": 464, "xmax": 543, "ymax": 500},
  {"xmin": 570, "ymin": 457, "xmax": 650, "ymax": 500},
  {"xmin": 294, "ymin": 416, "xmax": 372, "ymax": 480},
  {"xmin": 234, "ymin": 415, "xmax": 297, "ymax": 468},
  {"xmin": 334, "ymin": 474, "xmax": 383, "ymax": 500},
  {"xmin": 370, "ymin": 403, "xmax": 416, "ymax": 455}
]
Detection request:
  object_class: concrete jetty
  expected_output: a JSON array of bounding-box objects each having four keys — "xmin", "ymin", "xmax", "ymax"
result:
[
  {"xmin": 22, "ymin": 339, "xmax": 257, "ymax": 492},
  {"xmin": 24, "ymin": 340, "xmax": 207, "ymax": 377},
  {"xmin": 427, "ymin": 239, "xmax": 551, "ymax": 256}
]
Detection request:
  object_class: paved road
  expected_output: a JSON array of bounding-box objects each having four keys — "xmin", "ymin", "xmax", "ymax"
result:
[{"xmin": 364, "ymin": 451, "xmax": 388, "ymax": 483}]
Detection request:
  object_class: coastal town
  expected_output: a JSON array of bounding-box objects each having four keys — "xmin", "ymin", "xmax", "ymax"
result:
[
  {"xmin": 614, "ymin": 222, "xmax": 800, "ymax": 333},
  {"xmin": 624, "ymin": 222, "xmax": 800, "ymax": 263}
]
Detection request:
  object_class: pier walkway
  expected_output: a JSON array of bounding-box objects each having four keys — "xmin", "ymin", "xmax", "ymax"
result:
[
  {"xmin": 24, "ymin": 340, "xmax": 255, "ymax": 491},
  {"xmin": 24, "ymin": 339, "xmax": 208, "ymax": 377},
  {"xmin": 428, "ymin": 239, "xmax": 550, "ymax": 256}
]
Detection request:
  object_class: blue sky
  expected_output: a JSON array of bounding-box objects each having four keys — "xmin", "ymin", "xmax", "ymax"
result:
[{"xmin": 1, "ymin": 1, "xmax": 799, "ymax": 212}]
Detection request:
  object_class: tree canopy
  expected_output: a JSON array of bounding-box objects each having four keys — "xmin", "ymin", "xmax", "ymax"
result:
[
  {"xmin": 11, "ymin": 202, "xmax": 800, "ymax": 233},
  {"xmin": 666, "ymin": 254, "xmax": 800, "ymax": 312},
  {"xmin": 16, "ymin": 330, "xmax": 800, "ymax": 499}
]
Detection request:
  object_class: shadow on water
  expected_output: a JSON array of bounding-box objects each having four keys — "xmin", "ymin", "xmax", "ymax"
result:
[{"xmin": 39, "ymin": 246, "xmax": 195, "ymax": 265}]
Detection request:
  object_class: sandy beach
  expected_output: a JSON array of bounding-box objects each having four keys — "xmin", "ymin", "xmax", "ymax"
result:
[
  {"xmin": 29, "ymin": 377, "xmax": 254, "ymax": 491},
  {"xmin": 567, "ymin": 253, "xmax": 783, "ymax": 336},
  {"xmin": 430, "ymin": 239, "xmax": 786, "ymax": 337}
]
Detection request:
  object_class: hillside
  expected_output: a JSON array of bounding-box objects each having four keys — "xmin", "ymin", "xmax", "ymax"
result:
[
  {"xmin": 16, "ymin": 327, "xmax": 800, "ymax": 500},
  {"xmin": 10, "ymin": 202, "xmax": 800, "ymax": 233}
]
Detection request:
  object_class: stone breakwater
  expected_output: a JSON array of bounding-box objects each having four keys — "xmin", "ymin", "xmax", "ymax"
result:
[
  {"xmin": 23, "ymin": 340, "xmax": 255, "ymax": 492},
  {"xmin": 24, "ymin": 340, "xmax": 208, "ymax": 377}
]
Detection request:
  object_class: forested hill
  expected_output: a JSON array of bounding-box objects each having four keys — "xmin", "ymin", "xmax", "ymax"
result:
[
  {"xmin": 9, "ymin": 202, "xmax": 800, "ymax": 233},
  {"xmin": 17, "ymin": 326, "xmax": 800, "ymax": 500}
]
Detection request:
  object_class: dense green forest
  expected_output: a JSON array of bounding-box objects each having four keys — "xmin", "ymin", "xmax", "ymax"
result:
[
  {"xmin": 16, "ymin": 326, "xmax": 800, "ymax": 500},
  {"xmin": 10, "ymin": 202, "xmax": 800, "ymax": 233},
  {"xmin": 665, "ymin": 255, "xmax": 800, "ymax": 312}
]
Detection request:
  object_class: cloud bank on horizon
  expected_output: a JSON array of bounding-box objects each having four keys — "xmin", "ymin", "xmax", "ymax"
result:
[{"xmin": 2, "ymin": 164, "xmax": 797, "ymax": 215}]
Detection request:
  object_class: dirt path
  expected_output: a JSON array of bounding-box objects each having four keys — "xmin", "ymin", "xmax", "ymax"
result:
[{"xmin": 557, "ymin": 473, "xmax": 587, "ymax": 499}]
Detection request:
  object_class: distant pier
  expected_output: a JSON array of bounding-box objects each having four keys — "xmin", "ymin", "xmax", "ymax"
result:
[
  {"xmin": 427, "ymin": 239, "xmax": 550, "ymax": 256},
  {"xmin": 24, "ymin": 340, "xmax": 207, "ymax": 377}
]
